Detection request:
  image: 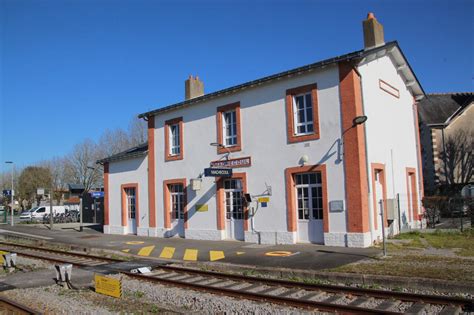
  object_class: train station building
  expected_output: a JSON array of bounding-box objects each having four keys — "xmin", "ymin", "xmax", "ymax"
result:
[{"xmin": 98, "ymin": 14, "xmax": 425, "ymax": 247}]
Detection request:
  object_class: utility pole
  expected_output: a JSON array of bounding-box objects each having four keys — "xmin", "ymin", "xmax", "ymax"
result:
[
  {"xmin": 5, "ymin": 161, "xmax": 14, "ymax": 226},
  {"xmin": 380, "ymin": 199, "xmax": 387, "ymax": 257},
  {"xmin": 50, "ymin": 188, "xmax": 53, "ymax": 230}
]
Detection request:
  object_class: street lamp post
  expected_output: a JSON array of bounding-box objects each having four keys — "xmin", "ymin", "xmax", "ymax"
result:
[{"xmin": 5, "ymin": 161, "xmax": 14, "ymax": 226}]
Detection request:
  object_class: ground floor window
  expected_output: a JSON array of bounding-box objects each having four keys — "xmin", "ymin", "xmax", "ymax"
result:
[
  {"xmin": 169, "ymin": 183, "xmax": 185, "ymax": 219},
  {"xmin": 295, "ymin": 172, "xmax": 323, "ymax": 220},
  {"xmin": 224, "ymin": 179, "xmax": 244, "ymax": 220},
  {"xmin": 124, "ymin": 187, "xmax": 136, "ymax": 220}
]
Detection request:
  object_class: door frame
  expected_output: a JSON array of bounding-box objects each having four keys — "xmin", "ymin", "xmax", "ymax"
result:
[
  {"xmin": 163, "ymin": 178, "xmax": 188, "ymax": 235},
  {"xmin": 406, "ymin": 167, "xmax": 418, "ymax": 222},
  {"xmin": 371, "ymin": 163, "xmax": 387, "ymax": 230},
  {"xmin": 285, "ymin": 164, "xmax": 328, "ymax": 237},
  {"xmin": 216, "ymin": 172, "xmax": 248, "ymax": 236},
  {"xmin": 121, "ymin": 183, "xmax": 139, "ymax": 234}
]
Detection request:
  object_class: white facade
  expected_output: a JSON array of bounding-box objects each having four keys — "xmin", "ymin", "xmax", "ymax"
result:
[{"xmin": 103, "ymin": 44, "xmax": 424, "ymax": 247}]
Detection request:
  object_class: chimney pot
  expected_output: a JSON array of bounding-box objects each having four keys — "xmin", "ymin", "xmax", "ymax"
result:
[
  {"xmin": 185, "ymin": 75, "xmax": 204, "ymax": 100},
  {"xmin": 363, "ymin": 12, "xmax": 385, "ymax": 50}
]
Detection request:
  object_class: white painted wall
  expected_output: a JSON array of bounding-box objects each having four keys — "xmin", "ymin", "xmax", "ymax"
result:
[
  {"xmin": 359, "ymin": 54, "xmax": 422, "ymax": 241},
  {"xmin": 106, "ymin": 156, "xmax": 149, "ymax": 235},
  {"xmin": 151, "ymin": 64, "xmax": 348, "ymax": 244}
]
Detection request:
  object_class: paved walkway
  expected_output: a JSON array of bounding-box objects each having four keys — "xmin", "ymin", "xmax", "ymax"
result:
[{"xmin": 0, "ymin": 224, "xmax": 380, "ymax": 271}]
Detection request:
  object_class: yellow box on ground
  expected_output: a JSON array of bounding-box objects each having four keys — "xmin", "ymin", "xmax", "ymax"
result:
[
  {"xmin": 159, "ymin": 247, "xmax": 175, "ymax": 259},
  {"xmin": 209, "ymin": 250, "xmax": 225, "ymax": 261},
  {"xmin": 183, "ymin": 249, "xmax": 198, "ymax": 261},
  {"xmin": 0, "ymin": 251, "xmax": 8, "ymax": 263},
  {"xmin": 95, "ymin": 274, "xmax": 121, "ymax": 298},
  {"xmin": 137, "ymin": 245, "xmax": 155, "ymax": 257}
]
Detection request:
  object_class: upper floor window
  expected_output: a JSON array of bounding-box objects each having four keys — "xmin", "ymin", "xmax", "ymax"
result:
[
  {"xmin": 293, "ymin": 92, "xmax": 314, "ymax": 135},
  {"xmin": 169, "ymin": 123, "xmax": 180, "ymax": 155},
  {"xmin": 216, "ymin": 102, "xmax": 241, "ymax": 154},
  {"xmin": 223, "ymin": 110, "xmax": 237, "ymax": 146},
  {"xmin": 286, "ymin": 84, "xmax": 320, "ymax": 143},
  {"xmin": 165, "ymin": 117, "xmax": 183, "ymax": 161}
]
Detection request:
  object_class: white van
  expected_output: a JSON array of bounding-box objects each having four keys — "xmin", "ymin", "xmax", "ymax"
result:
[{"xmin": 20, "ymin": 206, "xmax": 67, "ymax": 221}]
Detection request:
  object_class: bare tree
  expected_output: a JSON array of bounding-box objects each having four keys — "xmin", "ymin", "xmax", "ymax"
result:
[
  {"xmin": 64, "ymin": 139, "xmax": 103, "ymax": 192},
  {"xmin": 39, "ymin": 157, "xmax": 69, "ymax": 204},
  {"xmin": 439, "ymin": 130, "xmax": 473, "ymax": 188},
  {"xmin": 128, "ymin": 116, "xmax": 147, "ymax": 146},
  {"xmin": 97, "ymin": 128, "xmax": 132, "ymax": 159}
]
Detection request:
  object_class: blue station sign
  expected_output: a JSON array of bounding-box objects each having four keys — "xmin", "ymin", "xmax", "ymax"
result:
[
  {"xmin": 91, "ymin": 191, "xmax": 104, "ymax": 198},
  {"xmin": 204, "ymin": 168, "xmax": 232, "ymax": 177}
]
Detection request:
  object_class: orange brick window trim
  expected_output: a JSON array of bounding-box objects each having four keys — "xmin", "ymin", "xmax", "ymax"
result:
[
  {"xmin": 163, "ymin": 178, "xmax": 188, "ymax": 229},
  {"xmin": 147, "ymin": 117, "xmax": 157, "ymax": 228},
  {"xmin": 406, "ymin": 167, "xmax": 418, "ymax": 222},
  {"xmin": 216, "ymin": 102, "xmax": 242, "ymax": 154},
  {"xmin": 164, "ymin": 117, "xmax": 184, "ymax": 161},
  {"xmin": 285, "ymin": 164, "xmax": 328, "ymax": 233},
  {"xmin": 285, "ymin": 83, "xmax": 320, "ymax": 143},
  {"xmin": 121, "ymin": 183, "xmax": 139, "ymax": 228},
  {"xmin": 370, "ymin": 163, "xmax": 388, "ymax": 230},
  {"xmin": 216, "ymin": 172, "xmax": 248, "ymax": 231}
]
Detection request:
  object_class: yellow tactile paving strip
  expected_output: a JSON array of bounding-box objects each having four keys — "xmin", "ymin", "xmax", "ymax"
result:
[{"xmin": 123, "ymin": 243, "xmax": 296, "ymax": 262}]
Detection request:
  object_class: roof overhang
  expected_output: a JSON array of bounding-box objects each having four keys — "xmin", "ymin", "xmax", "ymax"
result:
[{"xmin": 358, "ymin": 44, "xmax": 425, "ymax": 101}]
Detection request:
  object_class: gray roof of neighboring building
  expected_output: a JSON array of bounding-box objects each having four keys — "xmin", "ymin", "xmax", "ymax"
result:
[
  {"xmin": 418, "ymin": 93, "xmax": 474, "ymax": 125},
  {"xmin": 138, "ymin": 41, "xmax": 424, "ymax": 118},
  {"xmin": 97, "ymin": 143, "xmax": 148, "ymax": 164}
]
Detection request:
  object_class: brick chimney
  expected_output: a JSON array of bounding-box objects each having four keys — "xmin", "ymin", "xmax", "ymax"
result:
[
  {"xmin": 363, "ymin": 13, "xmax": 385, "ymax": 50},
  {"xmin": 185, "ymin": 75, "xmax": 204, "ymax": 100}
]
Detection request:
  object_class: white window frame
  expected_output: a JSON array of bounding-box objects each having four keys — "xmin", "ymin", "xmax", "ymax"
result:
[
  {"xmin": 169, "ymin": 184, "xmax": 184, "ymax": 220},
  {"xmin": 125, "ymin": 187, "xmax": 136, "ymax": 220},
  {"xmin": 224, "ymin": 179, "xmax": 244, "ymax": 220},
  {"xmin": 222, "ymin": 110, "xmax": 237, "ymax": 147},
  {"xmin": 293, "ymin": 92, "xmax": 314, "ymax": 136},
  {"xmin": 169, "ymin": 123, "xmax": 180, "ymax": 156},
  {"xmin": 295, "ymin": 173, "xmax": 323, "ymax": 221}
]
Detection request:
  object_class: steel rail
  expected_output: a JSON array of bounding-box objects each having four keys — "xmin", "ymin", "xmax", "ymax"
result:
[
  {"xmin": 154, "ymin": 265, "xmax": 473, "ymax": 307},
  {"xmin": 1, "ymin": 241, "xmax": 472, "ymax": 313},
  {"xmin": 0, "ymin": 296, "xmax": 41, "ymax": 315},
  {"xmin": 123, "ymin": 270, "xmax": 397, "ymax": 315}
]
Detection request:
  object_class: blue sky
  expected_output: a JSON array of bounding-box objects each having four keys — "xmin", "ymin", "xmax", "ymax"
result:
[{"xmin": 0, "ymin": 0, "xmax": 472, "ymax": 171}]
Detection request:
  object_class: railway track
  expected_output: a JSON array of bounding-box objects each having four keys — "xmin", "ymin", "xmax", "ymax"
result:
[
  {"xmin": 0, "ymin": 296, "xmax": 41, "ymax": 314},
  {"xmin": 0, "ymin": 241, "xmax": 472, "ymax": 314}
]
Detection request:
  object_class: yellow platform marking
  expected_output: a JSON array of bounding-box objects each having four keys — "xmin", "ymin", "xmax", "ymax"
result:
[
  {"xmin": 183, "ymin": 249, "xmax": 198, "ymax": 261},
  {"xmin": 126, "ymin": 241, "xmax": 144, "ymax": 245},
  {"xmin": 209, "ymin": 250, "xmax": 225, "ymax": 261},
  {"xmin": 159, "ymin": 247, "xmax": 175, "ymax": 259},
  {"xmin": 121, "ymin": 249, "xmax": 130, "ymax": 253},
  {"xmin": 265, "ymin": 251, "xmax": 293, "ymax": 257},
  {"xmin": 138, "ymin": 245, "xmax": 155, "ymax": 257},
  {"xmin": 236, "ymin": 251, "xmax": 245, "ymax": 255}
]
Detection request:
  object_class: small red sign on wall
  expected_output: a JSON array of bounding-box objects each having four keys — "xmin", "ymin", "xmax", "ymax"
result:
[{"xmin": 210, "ymin": 156, "xmax": 251, "ymax": 168}]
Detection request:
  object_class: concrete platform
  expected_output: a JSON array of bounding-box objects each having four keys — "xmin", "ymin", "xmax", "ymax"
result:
[{"xmin": 0, "ymin": 224, "xmax": 380, "ymax": 271}]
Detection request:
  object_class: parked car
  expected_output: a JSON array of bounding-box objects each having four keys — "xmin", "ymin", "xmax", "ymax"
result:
[{"xmin": 20, "ymin": 206, "xmax": 67, "ymax": 222}]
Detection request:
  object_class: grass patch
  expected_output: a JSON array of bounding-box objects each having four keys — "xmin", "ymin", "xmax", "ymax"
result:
[
  {"xmin": 330, "ymin": 254, "xmax": 474, "ymax": 282},
  {"xmin": 423, "ymin": 229, "xmax": 473, "ymax": 253}
]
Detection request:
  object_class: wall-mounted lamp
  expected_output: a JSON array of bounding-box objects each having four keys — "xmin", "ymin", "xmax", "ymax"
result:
[
  {"xmin": 300, "ymin": 154, "xmax": 309, "ymax": 165},
  {"xmin": 338, "ymin": 115, "xmax": 368, "ymax": 162},
  {"xmin": 210, "ymin": 142, "xmax": 231, "ymax": 160}
]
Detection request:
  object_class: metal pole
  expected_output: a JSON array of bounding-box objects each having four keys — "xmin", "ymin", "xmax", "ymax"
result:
[
  {"xmin": 380, "ymin": 200, "xmax": 387, "ymax": 257},
  {"xmin": 397, "ymin": 193, "xmax": 401, "ymax": 233},
  {"xmin": 10, "ymin": 164, "xmax": 14, "ymax": 226},
  {"xmin": 50, "ymin": 188, "xmax": 53, "ymax": 230},
  {"xmin": 79, "ymin": 195, "xmax": 83, "ymax": 232}
]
